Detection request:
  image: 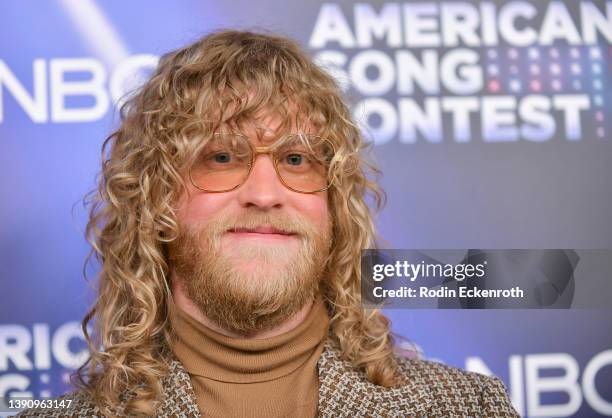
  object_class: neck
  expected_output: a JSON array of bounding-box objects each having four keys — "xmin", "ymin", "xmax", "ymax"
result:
[{"xmin": 171, "ymin": 275, "xmax": 315, "ymax": 339}]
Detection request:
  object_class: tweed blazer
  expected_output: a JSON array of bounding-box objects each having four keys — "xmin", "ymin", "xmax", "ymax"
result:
[{"xmin": 14, "ymin": 339, "xmax": 519, "ymax": 417}]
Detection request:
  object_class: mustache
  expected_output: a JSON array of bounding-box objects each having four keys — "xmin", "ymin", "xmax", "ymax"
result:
[{"xmin": 195, "ymin": 210, "xmax": 319, "ymax": 239}]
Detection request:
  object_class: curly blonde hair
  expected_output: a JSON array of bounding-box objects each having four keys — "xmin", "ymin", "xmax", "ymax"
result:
[{"xmin": 77, "ymin": 29, "xmax": 399, "ymax": 416}]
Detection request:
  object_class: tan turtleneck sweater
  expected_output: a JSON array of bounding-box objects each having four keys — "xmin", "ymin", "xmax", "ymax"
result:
[{"xmin": 168, "ymin": 298, "xmax": 330, "ymax": 418}]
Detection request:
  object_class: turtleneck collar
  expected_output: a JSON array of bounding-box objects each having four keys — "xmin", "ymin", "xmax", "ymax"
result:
[{"xmin": 168, "ymin": 297, "xmax": 330, "ymax": 384}]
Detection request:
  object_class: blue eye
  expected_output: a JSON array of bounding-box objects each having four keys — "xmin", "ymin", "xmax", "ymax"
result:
[
  {"xmin": 286, "ymin": 154, "xmax": 303, "ymax": 165},
  {"xmin": 214, "ymin": 153, "xmax": 231, "ymax": 163}
]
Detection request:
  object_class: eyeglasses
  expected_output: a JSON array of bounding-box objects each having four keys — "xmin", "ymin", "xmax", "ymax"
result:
[{"xmin": 188, "ymin": 132, "xmax": 335, "ymax": 194}]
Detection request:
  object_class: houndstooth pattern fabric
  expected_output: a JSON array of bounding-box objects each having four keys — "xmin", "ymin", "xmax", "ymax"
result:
[
  {"xmin": 11, "ymin": 358, "xmax": 200, "ymax": 418},
  {"xmin": 13, "ymin": 338, "xmax": 518, "ymax": 417},
  {"xmin": 317, "ymin": 339, "xmax": 519, "ymax": 417}
]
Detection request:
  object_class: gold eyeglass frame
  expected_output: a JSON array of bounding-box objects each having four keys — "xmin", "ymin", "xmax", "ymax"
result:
[{"xmin": 189, "ymin": 132, "xmax": 336, "ymax": 194}]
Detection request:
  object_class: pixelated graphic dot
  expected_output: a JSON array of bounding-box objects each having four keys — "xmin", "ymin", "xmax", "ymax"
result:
[
  {"xmin": 597, "ymin": 127, "xmax": 605, "ymax": 138},
  {"xmin": 572, "ymin": 80, "xmax": 582, "ymax": 90},
  {"xmin": 550, "ymin": 63, "xmax": 561, "ymax": 75},
  {"xmin": 590, "ymin": 47, "xmax": 602, "ymax": 60},
  {"xmin": 509, "ymin": 79, "xmax": 521, "ymax": 92},
  {"xmin": 570, "ymin": 48, "xmax": 580, "ymax": 59},
  {"xmin": 530, "ymin": 64, "xmax": 540, "ymax": 75},
  {"xmin": 552, "ymin": 80, "xmax": 562, "ymax": 91},
  {"xmin": 487, "ymin": 49, "xmax": 498, "ymax": 59},
  {"xmin": 530, "ymin": 80, "xmax": 541, "ymax": 91},
  {"xmin": 571, "ymin": 63, "xmax": 581, "ymax": 75},
  {"xmin": 508, "ymin": 48, "xmax": 518, "ymax": 59},
  {"xmin": 595, "ymin": 111, "xmax": 604, "ymax": 122},
  {"xmin": 550, "ymin": 48, "xmax": 560, "ymax": 59},
  {"xmin": 592, "ymin": 63, "xmax": 602, "ymax": 74},
  {"xmin": 528, "ymin": 47, "xmax": 540, "ymax": 59},
  {"xmin": 487, "ymin": 64, "xmax": 499, "ymax": 76},
  {"xmin": 488, "ymin": 79, "xmax": 501, "ymax": 92},
  {"xmin": 594, "ymin": 79, "xmax": 603, "ymax": 90},
  {"xmin": 40, "ymin": 373, "xmax": 50, "ymax": 384},
  {"xmin": 594, "ymin": 95, "xmax": 603, "ymax": 106}
]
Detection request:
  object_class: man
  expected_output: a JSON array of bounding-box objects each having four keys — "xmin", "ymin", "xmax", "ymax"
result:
[{"xmin": 16, "ymin": 30, "xmax": 518, "ymax": 417}]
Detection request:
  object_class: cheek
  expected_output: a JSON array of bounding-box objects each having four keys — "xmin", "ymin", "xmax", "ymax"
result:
[
  {"xmin": 291, "ymin": 193, "xmax": 330, "ymax": 232},
  {"xmin": 177, "ymin": 192, "xmax": 233, "ymax": 226}
]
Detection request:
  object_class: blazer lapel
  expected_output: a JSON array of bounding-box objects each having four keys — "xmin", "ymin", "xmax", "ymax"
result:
[
  {"xmin": 317, "ymin": 340, "xmax": 432, "ymax": 417},
  {"xmin": 157, "ymin": 357, "xmax": 202, "ymax": 417}
]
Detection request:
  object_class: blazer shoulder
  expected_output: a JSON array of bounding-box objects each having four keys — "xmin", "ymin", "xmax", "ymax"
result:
[
  {"xmin": 395, "ymin": 355, "xmax": 520, "ymax": 417},
  {"xmin": 10, "ymin": 390, "xmax": 104, "ymax": 418},
  {"xmin": 396, "ymin": 355, "xmax": 493, "ymax": 386},
  {"xmin": 12, "ymin": 357, "xmax": 200, "ymax": 418}
]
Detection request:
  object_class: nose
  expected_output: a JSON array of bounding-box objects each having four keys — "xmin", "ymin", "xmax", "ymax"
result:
[{"xmin": 236, "ymin": 154, "xmax": 286, "ymax": 209}]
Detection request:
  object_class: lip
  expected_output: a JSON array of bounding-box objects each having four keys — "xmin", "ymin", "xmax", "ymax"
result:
[
  {"xmin": 230, "ymin": 226, "xmax": 293, "ymax": 234},
  {"xmin": 226, "ymin": 226, "xmax": 297, "ymax": 240}
]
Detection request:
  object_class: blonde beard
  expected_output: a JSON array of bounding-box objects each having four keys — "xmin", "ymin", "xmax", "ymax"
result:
[{"xmin": 169, "ymin": 210, "xmax": 331, "ymax": 336}]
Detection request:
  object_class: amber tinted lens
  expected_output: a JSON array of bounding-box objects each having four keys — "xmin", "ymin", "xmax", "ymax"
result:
[
  {"xmin": 190, "ymin": 133, "xmax": 252, "ymax": 191},
  {"xmin": 275, "ymin": 134, "xmax": 333, "ymax": 192}
]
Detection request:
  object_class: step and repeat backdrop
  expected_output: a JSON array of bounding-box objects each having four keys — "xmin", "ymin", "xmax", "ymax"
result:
[{"xmin": 1, "ymin": 1, "xmax": 611, "ymax": 417}]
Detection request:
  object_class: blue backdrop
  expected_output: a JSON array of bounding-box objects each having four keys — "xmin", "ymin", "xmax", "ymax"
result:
[{"xmin": 1, "ymin": 1, "xmax": 611, "ymax": 417}]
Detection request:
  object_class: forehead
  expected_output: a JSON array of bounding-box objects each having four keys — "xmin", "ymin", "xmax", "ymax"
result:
[{"xmin": 220, "ymin": 110, "xmax": 318, "ymax": 147}]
